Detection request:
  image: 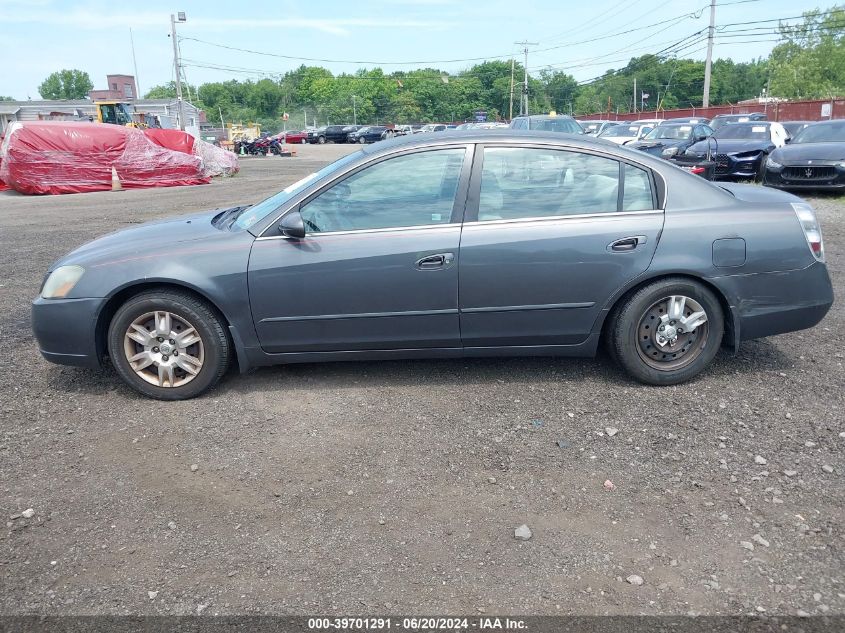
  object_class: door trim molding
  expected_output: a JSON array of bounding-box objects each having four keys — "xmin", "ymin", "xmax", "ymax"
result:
[
  {"xmin": 461, "ymin": 209, "xmax": 663, "ymax": 228},
  {"xmin": 260, "ymin": 308, "xmax": 459, "ymax": 323},
  {"xmin": 461, "ymin": 302, "xmax": 595, "ymax": 313}
]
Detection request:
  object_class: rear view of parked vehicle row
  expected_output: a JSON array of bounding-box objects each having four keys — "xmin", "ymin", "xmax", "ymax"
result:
[{"xmin": 32, "ymin": 130, "xmax": 833, "ymax": 399}]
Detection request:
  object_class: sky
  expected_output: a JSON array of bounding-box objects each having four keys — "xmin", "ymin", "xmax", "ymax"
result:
[{"xmin": 0, "ymin": 0, "xmax": 832, "ymax": 100}]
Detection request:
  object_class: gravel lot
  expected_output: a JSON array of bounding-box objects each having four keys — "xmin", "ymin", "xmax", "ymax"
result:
[{"xmin": 1, "ymin": 144, "xmax": 843, "ymax": 617}]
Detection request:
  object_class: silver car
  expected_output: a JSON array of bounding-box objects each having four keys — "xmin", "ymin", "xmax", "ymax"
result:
[{"xmin": 32, "ymin": 131, "xmax": 833, "ymax": 399}]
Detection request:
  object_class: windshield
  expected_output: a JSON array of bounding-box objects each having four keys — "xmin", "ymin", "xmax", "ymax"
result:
[
  {"xmin": 792, "ymin": 121, "xmax": 845, "ymax": 143},
  {"xmin": 356, "ymin": 127, "xmax": 370, "ymax": 134},
  {"xmin": 232, "ymin": 151, "xmax": 363, "ymax": 230},
  {"xmin": 644, "ymin": 125, "xmax": 692, "ymax": 140},
  {"xmin": 714, "ymin": 123, "xmax": 770, "ymax": 140},
  {"xmin": 531, "ymin": 118, "xmax": 582, "ymax": 133},
  {"xmin": 600, "ymin": 125, "xmax": 640, "ymax": 137}
]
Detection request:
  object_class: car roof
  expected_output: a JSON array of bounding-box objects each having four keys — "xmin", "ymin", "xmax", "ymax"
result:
[
  {"xmin": 514, "ymin": 114, "xmax": 577, "ymax": 120},
  {"xmin": 361, "ymin": 129, "xmax": 664, "ymax": 163}
]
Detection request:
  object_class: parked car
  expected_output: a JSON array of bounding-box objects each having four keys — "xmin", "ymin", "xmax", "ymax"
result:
[
  {"xmin": 685, "ymin": 121, "xmax": 789, "ymax": 180},
  {"xmin": 597, "ymin": 122, "xmax": 654, "ymax": 145},
  {"xmin": 510, "ymin": 114, "xmax": 583, "ymax": 134},
  {"xmin": 579, "ymin": 120, "xmax": 619, "ymax": 135},
  {"xmin": 659, "ymin": 117, "xmax": 710, "ymax": 126},
  {"xmin": 393, "ymin": 125, "xmax": 417, "ymax": 136},
  {"xmin": 308, "ymin": 125, "xmax": 357, "ymax": 144},
  {"xmin": 347, "ymin": 126, "xmax": 393, "ymax": 144},
  {"xmin": 420, "ymin": 124, "xmax": 447, "ymax": 133},
  {"xmin": 306, "ymin": 127, "xmax": 325, "ymax": 143},
  {"xmin": 780, "ymin": 121, "xmax": 814, "ymax": 138},
  {"xmin": 32, "ymin": 130, "xmax": 832, "ymax": 399},
  {"xmin": 709, "ymin": 112, "xmax": 767, "ymax": 131},
  {"xmin": 764, "ymin": 119, "xmax": 845, "ymax": 191},
  {"xmin": 626, "ymin": 122, "xmax": 714, "ymax": 159},
  {"xmin": 632, "ymin": 118, "xmax": 664, "ymax": 127},
  {"xmin": 282, "ymin": 130, "xmax": 308, "ymax": 144}
]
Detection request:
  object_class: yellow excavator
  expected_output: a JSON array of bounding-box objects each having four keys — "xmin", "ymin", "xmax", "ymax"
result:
[{"xmin": 94, "ymin": 101, "xmax": 160, "ymax": 128}]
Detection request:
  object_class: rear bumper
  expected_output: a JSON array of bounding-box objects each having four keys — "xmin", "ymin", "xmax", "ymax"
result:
[
  {"xmin": 32, "ymin": 296, "xmax": 106, "ymax": 368},
  {"xmin": 711, "ymin": 261, "xmax": 834, "ymax": 342}
]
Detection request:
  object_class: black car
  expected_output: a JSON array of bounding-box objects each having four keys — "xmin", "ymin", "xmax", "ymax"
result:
[
  {"xmin": 764, "ymin": 119, "xmax": 845, "ymax": 191},
  {"xmin": 709, "ymin": 112, "xmax": 767, "ymax": 131},
  {"xmin": 347, "ymin": 126, "xmax": 393, "ymax": 144},
  {"xmin": 659, "ymin": 117, "xmax": 710, "ymax": 126},
  {"xmin": 685, "ymin": 121, "xmax": 790, "ymax": 180},
  {"xmin": 510, "ymin": 114, "xmax": 584, "ymax": 134},
  {"xmin": 781, "ymin": 121, "xmax": 814, "ymax": 138},
  {"xmin": 627, "ymin": 123, "xmax": 714, "ymax": 159},
  {"xmin": 309, "ymin": 125, "xmax": 359, "ymax": 144}
]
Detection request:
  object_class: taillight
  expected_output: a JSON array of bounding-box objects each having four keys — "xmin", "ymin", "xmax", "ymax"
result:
[{"xmin": 792, "ymin": 202, "xmax": 825, "ymax": 262}]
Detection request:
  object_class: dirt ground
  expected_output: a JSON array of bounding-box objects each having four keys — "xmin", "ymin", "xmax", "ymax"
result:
[{"xmin": 1, "ymin": 144, "xmax": 843, "ymax": 617}]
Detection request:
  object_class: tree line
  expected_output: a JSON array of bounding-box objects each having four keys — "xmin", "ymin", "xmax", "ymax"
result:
[{"xmin": 29, "ymin": 5, "xmax": 844, "ymax": 133}]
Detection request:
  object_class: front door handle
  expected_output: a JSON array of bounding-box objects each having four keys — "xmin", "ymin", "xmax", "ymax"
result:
[
  {"xmin": 416, "ymin": 252, "xmax": 454, "ymax": 269},
  {"xmin": 608, "ymin": 236, "xmax": 647, "ymax": 252}
]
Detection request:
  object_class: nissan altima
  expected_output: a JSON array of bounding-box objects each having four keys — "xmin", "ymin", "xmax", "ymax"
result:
[{"xmin": 32, "ymin": 131, "xmax": 834, "ymax": 400}]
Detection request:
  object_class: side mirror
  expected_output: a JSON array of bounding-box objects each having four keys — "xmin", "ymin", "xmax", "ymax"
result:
[
  {"xmin": 785, "ymin": 137, "xmax": 791, "ymax": 144},
  {"xmin": 279, "ymin": 209, "xmax": 306, "ymax": 239}
]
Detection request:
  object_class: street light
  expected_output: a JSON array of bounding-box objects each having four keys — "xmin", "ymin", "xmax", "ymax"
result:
[{"xmin": 170, "ymin": 11, "xmax": 187, "ymax": 130}]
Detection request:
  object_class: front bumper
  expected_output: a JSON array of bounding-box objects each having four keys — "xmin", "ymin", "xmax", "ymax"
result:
[
  {"xmin": 32, "ymin": 296, "xmax": 106, "ymax": 368},
  {"xmin": 765, "ymin": 163, "xmax": 845, "ymax": 190},
  {"xmin": 711, "ymin": 152, "xmax": 764, "ymax": 179},
  {"xmin": 711, "ymin": 261, "xmax": 834, "ymax": 342}
]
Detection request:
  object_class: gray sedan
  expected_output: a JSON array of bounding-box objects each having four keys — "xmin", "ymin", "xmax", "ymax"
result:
[{"xmin": 33, "ymin": 131, "xmax": 833, "ymax": 399}]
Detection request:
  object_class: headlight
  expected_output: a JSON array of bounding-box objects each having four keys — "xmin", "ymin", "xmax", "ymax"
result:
[
  {"xmin": 661, "ymin": 146, "xmax": 679, "ymax": 157},
  {"xmin": 766, "ymin": 157, "xmax": 783, "ymax": 170},
  {"xmin": 41, "ymin": 265, "xmax": 84, "ymax": 299}
]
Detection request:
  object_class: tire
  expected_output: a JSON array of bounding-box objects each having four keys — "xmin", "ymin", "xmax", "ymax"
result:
[
  {"xmin": 359, "ymin": 137, "xmax": 366, "ymax": 144},
  {"xmin": 300, "ymin": 138, "xmax": 306, "ymax": 144},
  {"xmin": 317, "ymin": 136, "xmax": 326, "ymax": 144},
  {"xmin": 107, "ymin": 289, "xmax": 230, "ymax": 400},
  {"xmin": 609, "ymin": 278, "xmax": 724, "ymax": 386},
  {"xmin": 755, "ymin": 154, "xmax": 767, "ymax": 183}
]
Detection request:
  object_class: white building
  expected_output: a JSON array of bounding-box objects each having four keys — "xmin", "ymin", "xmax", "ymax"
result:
[{"xmin": 0, "ymin": 99, "xmax": 203, "ymax": 137}]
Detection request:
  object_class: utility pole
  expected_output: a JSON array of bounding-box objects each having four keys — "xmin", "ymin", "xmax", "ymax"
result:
[
  {"xmin": 508, "ymin": 57, "xmax": 515, "ymax": 120},
  {"xmin": 515, "ymin": 40, "xmax": 538, "ymax": 116},
  {"xmin": 702, "ymin": 0, "xmax": 716, "ymax": 108},
  {"xmin": 129, "ymin": 28, "xmax": 141, "ymax": 99},
  {"xmin": 170, "ymin": 12, "xmax": 187, "ymax": 131},
  {"xmin": 352, "ymin": 95, "xmax": 357, "ymax": 125}
]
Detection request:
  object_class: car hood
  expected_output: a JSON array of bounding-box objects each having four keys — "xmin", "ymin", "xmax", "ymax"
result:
[
  {"xmin": 54, "ymin": 208, "xmax": 240, "ymax": 269},
  {"xmin": 689, "ymin": 138, "xmax": 771, "ymax": 155},
  {"xmin": 770, "ymin": 142, "xmax": 845, "ymax": 162}
]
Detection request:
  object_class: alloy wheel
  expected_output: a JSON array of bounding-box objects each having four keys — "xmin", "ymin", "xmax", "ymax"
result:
[
  {"xmin": 635, "ymin": 295, "xmax": 709, "ymax": 371},
  {"xmin": 123, "ymin": 311, "xmax": 205, "ymax": 388}
]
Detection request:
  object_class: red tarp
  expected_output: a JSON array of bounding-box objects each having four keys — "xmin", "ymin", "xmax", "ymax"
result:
[
  {"xmin": 0, "ymin": 121, "xmax": 210, "ymax": 195},
  {"xmin": 143, "ymin": 128, "xmax": 239, "ymax": 178}
]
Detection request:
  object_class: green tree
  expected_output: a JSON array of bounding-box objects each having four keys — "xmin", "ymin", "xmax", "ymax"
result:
[
  {"xmin": 0, "ymin": 96, "xmax": 14, "ymax": 101},
  {"xmin": 38, "ymin": 69, "xmax": 93, "ymax": 100},
  {"xmin": 769, "ymin": 4, "xmax": 845, "ymax": 98}
]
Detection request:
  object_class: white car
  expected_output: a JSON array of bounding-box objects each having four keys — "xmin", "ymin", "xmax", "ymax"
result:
[{"xmin": 598, "ymin": 122, "xmax": 655, "ymax": 145}]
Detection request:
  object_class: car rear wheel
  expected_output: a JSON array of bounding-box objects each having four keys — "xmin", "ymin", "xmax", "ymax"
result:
[
  {"xmin": 107, "ymin": 289, "xmax": 230, "ymax": 400},
  {"xmin": 300, "ymin": 138, "xmax": 306, "ymax": 144},
  {"xmin": 609, "ymin": 278, "xmax": 723, "ymax": 385}
]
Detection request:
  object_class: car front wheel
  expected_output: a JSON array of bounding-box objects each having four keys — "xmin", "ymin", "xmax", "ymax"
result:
[
  {"xmin": 609, "ymin": 278, "xmax": 723, "ymax": 385},
  {"xmin": 317, "ymin": 136, "xmax": 326, "ymax": 144},
  {"xmin": 107, "ymin": 289, "xmax": 230, "ymax": 400}
]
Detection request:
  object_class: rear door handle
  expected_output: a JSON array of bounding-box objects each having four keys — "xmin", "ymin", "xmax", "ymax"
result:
[
  {"xmin": 608, "ymin": 236, "xmax": 646, "ymax": 252},
  {"xmin": 416, "ymin": 252, "xmax": 454, "ymax": 269}
]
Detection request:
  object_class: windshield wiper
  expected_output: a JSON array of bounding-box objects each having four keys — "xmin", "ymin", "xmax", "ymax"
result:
[{"xmin": 213, "ymin": 205, "xmax": 249, "ymax": 229}]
